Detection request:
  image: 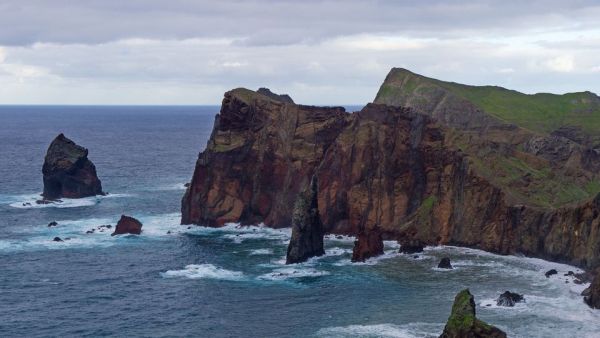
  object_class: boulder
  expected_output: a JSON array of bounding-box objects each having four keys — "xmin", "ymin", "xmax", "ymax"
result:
[
  {"xmin": 53, "ymin": 237, "xmax": 63, "ymax": 242},
  {"xmin": 545, "ymin": 269, "xmax": 558, "ymax": 278},
  {"xmin": 111, "ymin": 215, "xmax": 143, "ymax": 236},
  {"xmin": 438, "ymin": 257, "xmax": 453, "ymax": 269},
  {"xmin": 440, "ymin": 289, "xmax": 507, "ymax": 338},
  {"xmin": 496, "ymin": 291, "xmax": 524, "ymax": 307},
  {"xmin": 584, "ymin": 270, "xmax": 600, "ymax": 309},
  {"xmin": 286, "ymin": 176, "xmax": 325, "ymax": 264},
  {"xmin": 47, "ymin": 221, "xmax": 58, "ymax": 227},
  {"xmin": 42, "ymin": 134, "xmax": 103, "ymax": 200},
  {"xmin": 351, "ymin": 228, "xmax": 384, "ymax": 262},
  {"xmin": 399, "ymin": 238, "xmax": 425, "ymax": 254}
]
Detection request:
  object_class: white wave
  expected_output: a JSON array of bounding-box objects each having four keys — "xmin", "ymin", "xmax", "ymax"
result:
[
  {"xmin": 324, "ymin": 234, "xmax": 355, "ymax": 243},
  {"xmin": 324, "ymin": 247, "xmax": 353, "ymax": 257},
  {"xmin": 258, "ymin": 267, "xmax": 329, "ymax": 281},
  {"xmin": 249, "ymin": 248, "xmax": 273, "ymax": 255},
  {"xmin": 160, "ymin": 264, "xmax": 244, "ymax": 281},
  {"xmin": 316, "ymin": 323, "xmax": 442, "ymax": 338},
  {"xmin": 146, "ymin": 183, "xmax": 188, "ymax": 191},
  {"xmin": 5, "ymin": 192, "xmax": 132, "ymax": 209},
  {"xmin": 334, "ymin": 249, "xmax": 401, "ymax": 266}
]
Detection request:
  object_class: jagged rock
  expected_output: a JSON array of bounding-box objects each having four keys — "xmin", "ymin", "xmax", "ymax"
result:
[
  {"xmin": 42, "ymin": 134, "xmax": 103, "ymax": 200},
  {"xmin": 47, "ymin": 221, "xmax": 58, "ymax": 227},
  {"xmin": 438, "ymin": 257, "xmax": 453, "ymax": 269},
  {"xmin": 351, "ymin": 228, "xmax": 384, "ymax": 262},
  {"xmin": 257, "ymin": 87, "xmax": 294, "ymax": 104},
  {"xmin": 399, "ymin": 239, "xmax": 425, "ymax": 254},
  {"xmin": 496, "ymin": 291, "xmax": 524, "ymax": 307},
  {"xmin": 584, "ymin": 271, "xmax": 600, "ymax": 309},
  {"xmin": 545, "ymin": 269, "xmax": 558, "ymax": 278},
  {"xmin": 181, "ymin": 85, "xmax": 600, "ymax": 271},
  {"xmin": 53, "ymin": 237, "xmax": 63, "ymax": 242},
  {"xmin": 111, "ymin": 215, "xmax": 143, "ymax": 236},
  {"xmin": 440, "ymin": 289, "xmax": 507, "ymax": 338},
  {"xmin": 286, "ymin": 176, "xmax": 325, "ymax": 264}
]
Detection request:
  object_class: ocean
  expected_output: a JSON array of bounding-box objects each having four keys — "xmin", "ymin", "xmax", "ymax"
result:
[{"xmin": 1, "ymin": 106, "xmax": 599, "ymax": 337}]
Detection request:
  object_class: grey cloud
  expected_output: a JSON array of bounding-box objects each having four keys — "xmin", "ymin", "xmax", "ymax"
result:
[{"xmin": 1, "ymin": 0, "xmax": 599, "ymax": 46}]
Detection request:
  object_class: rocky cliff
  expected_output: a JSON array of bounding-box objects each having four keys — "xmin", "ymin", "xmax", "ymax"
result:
[
  {"xmin": 42, "ymin": 133, "xmax": 103, "ymax": 200},
  {"xmin": 182, "ymin": 85, "xmax": 600, "ymax": 270},
  {"xmin": 439, "ymin": 289, "xmax": 506, "ymax": 338}
]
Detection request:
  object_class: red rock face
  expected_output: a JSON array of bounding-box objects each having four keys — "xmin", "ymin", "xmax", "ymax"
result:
[
  {"xmin": 182, "ymin": 88, "xmax": 600, "ymax": 270},
  {"xmin": 351, "ymin": 228, "xmax": 384, "ymax": 262},
  {"xmin": 111, "ymin": 215, "xmax": 143, "ymax": 236}
]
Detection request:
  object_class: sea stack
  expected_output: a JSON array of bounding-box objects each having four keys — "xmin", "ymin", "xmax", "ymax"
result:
[
  {"xmin": 111, "ymin": 215, "xmax": 143, "ymax": 236},
  {"xmin": 351, "ymin": 228, "xmax": 384, "ymax": 262},
  {"xmin": 286, "ymin": 176, "xmax": 325, "ymax": 264},
  {"xmin": 42, "ymin": 133, "xmax": 103, "ymax": 200},
  {"xmin": 440, "ymin": 289, "xmax": 507, "ymax": 338}
]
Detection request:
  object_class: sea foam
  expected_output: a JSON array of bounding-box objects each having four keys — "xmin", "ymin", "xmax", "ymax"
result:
[{"xmin": 160, "ymin": 264, "xmax": 245, "ymax": 281}]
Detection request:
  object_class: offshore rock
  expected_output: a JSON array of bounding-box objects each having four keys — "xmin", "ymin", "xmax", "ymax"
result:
[
  {"xmin": 399, "ymin": 239, "xmax": 425, "ymax": 254},
  {"xmin": 545, "ymin": 269, "xmax": 558, "ymax": 278},
  {"xmin": 42, "ymin": 134, "xmax": 103, "ymax": 200},
  {"xmin": 286, "ymin": 176, "xmax": 325, "ymax": 264},
  {"xmin": 440, "ymin": 289, "xmax": 507, "ymax": 338},
  {"xmin": 496, "ymin": 291, "xmax": 524, "ymax": 307},
  {"xmin": 438, "ymin": 257, "xmax": 453, "ymax": 269},
  {"xmin": 111, "ymin": 215, "xmax": 143, "ymax": 236},
  {"xmin": 584, "ymin": 270, "xmax": 600, "ymax": 309},
  {"xmin": 351, "ymin": 227, "xmax": 384, "ymax": 262}
]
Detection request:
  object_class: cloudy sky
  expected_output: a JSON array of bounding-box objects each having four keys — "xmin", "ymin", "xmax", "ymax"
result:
[{"xmin": 0, "ymin": 0, "xmax": 599, "ymax": 105}]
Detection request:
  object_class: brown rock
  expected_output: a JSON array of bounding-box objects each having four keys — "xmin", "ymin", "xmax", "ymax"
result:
[
  {"xmin": 584, "ymin": 270, "xmax": 600, "ymax": 309},
  {"xmin": 42, "ymin": 134, "xmax": 103, "ymax": 200},
  {"xmin": 351, "ymin": 228, "xmax": 384, "ymax": 262},
  {"xmin": 111, "ymin": 215, "xmax": 143, "ymax": 236}
]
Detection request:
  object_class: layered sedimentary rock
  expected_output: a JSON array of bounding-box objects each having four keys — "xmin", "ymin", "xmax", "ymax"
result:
[
  {"xmin": 286, "ymin": 176, "xmax": 325, "ymax": 264},
  {"xmin": 111, "ymin": 215, "xmax": 143, "ymax": 236},
  {"xmin": 351, "ymin": 228, "xmax": 384, "ymax": 262},
  {"xmin": 440, "ymin": 289, "xmax": 506, "ymax": 338},
  {"xmin": 42, "ymin": 134, "xmax": 103, "ymax": 200},
  {"xmin": 182, "ymin": 86, "xmax": 600, "ymax": 270}
]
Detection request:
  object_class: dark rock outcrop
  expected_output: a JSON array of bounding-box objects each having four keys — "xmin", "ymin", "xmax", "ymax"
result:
[
  {"xmin": 182, "ymin": 86, "xmax": 600, "ymax": 271},
  {"xmin": 438, "ymin": 257, "xmax": 453, "ymax": 269},
  {"xmin": 47, "ymin": 221, "xmax": 58, "ymax": 227},
  {"xmin": 53, "ymin": 237, "xmax": 63, "ymax": 242},
  {"xmin": 351, "ymin": 228, "xmax": 384, "ymax": 262},
  {"xmin": 545, "ymin": 269, "xmax": 558, "ymax": 278},
  {"xmin": 440, "ymin": 289, "xmax": 507, "ymax": 338},
  {"xmin": 42, "ymin": 134, "xmax": 103, "ymax": 200},
  {"xmin": 111, "ymin": 215, "xmax": 143, "ymax": 236},
  {"xmin": 496, "ymin": 291, "xmax": 524, "ymax": 307},
  {"xmin": 257, "ymin": 87, "xmax": 294, "ymax": 104},
  {"xmin": 286, "ymin": 176, "xmax": 325, "ymax": 264},
  {"xmin": 584, "ymin": 270, "xmax": 600, "ymax": 309},
  {"xmin": 399, "ymin": 239, "xmax": 425, "ymax": 254}
]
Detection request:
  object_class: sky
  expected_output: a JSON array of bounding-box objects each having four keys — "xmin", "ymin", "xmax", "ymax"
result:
[{"xmin": 0, "ymin": 0, "xmax": 599, "ymax": 105}]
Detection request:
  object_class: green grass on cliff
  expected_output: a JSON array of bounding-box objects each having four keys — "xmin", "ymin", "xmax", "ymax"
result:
[{"xmin": 376, "ymin": 68, "xmax": 600, "ymax": 136}]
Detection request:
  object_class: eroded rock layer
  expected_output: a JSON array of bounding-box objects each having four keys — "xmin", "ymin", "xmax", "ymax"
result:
[{"xmin": 182, "ymin": 88, "xmax": 600, "ymax": 270}]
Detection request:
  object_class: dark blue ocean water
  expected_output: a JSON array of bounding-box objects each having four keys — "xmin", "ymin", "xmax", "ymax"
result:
[{"xmin": 1, "ymin": 106, "xmax": 599, "ymax": 338}]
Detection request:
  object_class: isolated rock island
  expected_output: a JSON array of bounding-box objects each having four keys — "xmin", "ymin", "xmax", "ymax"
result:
[{"xmin": 42, "ymin": 133, "xmax": 103, "ymax": 200}]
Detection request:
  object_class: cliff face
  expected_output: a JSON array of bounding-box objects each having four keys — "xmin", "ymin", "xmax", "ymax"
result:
[
  {"xmin": 181, "ymin": 88, "xmax": 347, "ymax": 226},
  {"xmin": 183, "ymin": 87, "xmax": 600, "ymax": 269},
  {"xmin": 42, "ymin": 133, "xmax": 103, "ymax": 200}
]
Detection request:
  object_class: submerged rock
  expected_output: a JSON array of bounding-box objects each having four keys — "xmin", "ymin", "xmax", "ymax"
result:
[
  {"xmin": 47, "ymin": 221, "xmax": 58, "ymax": 227},
  {"xmin": 438, "ymin": 257, "xmax": 453, "ymax": 269},
  {"xmin": 111, "ymin": 215, "xmax": 143, "ymax": 236},
  {"xmin": 286, "ymin": 176, "xmax": 325, "ymax": 264},
  {"xmin": 584, "ymin": 270, "xmax": 600, "ymax": 309},
  {"xmin": 42, "ymin": 133, "xmax": 103, "ymax": 200},
  {"xmin": 399, "ymin": 238, "xmax": 424, "ymax": 254},
  {"xmin": 351, "ymin": 228, "xmax": 384, "ymax": 262},
  {"xmin": 496, "ymin": 291, "xmax": 524, "ymax": 307},
  {"xmin": 545, "ymin": 269, "xmax": 558, "ymax": 278},
  {"xmin": 440, "ymin": 289, "xmax": 507, "ymax": 338},
  {"xmin": 53, "ymin": 237, "xmax": 63, "ymax": 242}
]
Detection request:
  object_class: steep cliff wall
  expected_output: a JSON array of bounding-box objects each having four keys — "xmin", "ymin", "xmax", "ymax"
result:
[{"xmin": 182, "ymin": 88, "xmax": 600, "ymax": 269}]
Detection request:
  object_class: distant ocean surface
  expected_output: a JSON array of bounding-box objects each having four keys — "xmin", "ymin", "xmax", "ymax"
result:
[{"xmin": 1, "ymin": 105, "xmax": 599, "ymax": 338}]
